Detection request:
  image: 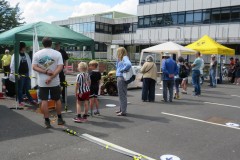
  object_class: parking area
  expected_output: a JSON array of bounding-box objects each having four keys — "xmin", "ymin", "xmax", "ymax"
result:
[{"xmin": 0, "ymin": 74, "xmax": 240, "ymax": 160}]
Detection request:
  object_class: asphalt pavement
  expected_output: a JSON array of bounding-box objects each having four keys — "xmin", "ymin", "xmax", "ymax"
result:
[{"xmin": 0, "ymin": 74, "xmax": 240, "ymax": 160}]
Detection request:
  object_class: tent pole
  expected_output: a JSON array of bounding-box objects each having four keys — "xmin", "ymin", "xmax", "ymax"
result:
[
  {"xmin": 216, "ymin": 55, "xmax": 219, "ymax": 86},
  {"xmin": 91, "ymin": 43, "xmax": 95, "ymax": 59},
  {"xmin": 139, "ymin": 51, "xmax": 143, "ymax": 66},
  {"xmin": 10, "ymin": 39, "xmax": 23, "ymax": 110}
]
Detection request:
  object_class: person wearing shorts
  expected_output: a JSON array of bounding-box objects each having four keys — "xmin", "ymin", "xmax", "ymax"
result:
[
  {"xmin": 73, "ymin": 62, "xmax": 91, "ymax": 123},
  {"xmin": 89, "ymin": 60, "xmax": 102, "ymax": 115},
  {"xmin": 32, "ymin": 37, "xmax": 65, "ymax": 128}
]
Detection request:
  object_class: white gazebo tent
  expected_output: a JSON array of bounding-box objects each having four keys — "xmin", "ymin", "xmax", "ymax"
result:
[{"xmin": 139, "ymin": 41, "xmax": 196, "ymax": 65}]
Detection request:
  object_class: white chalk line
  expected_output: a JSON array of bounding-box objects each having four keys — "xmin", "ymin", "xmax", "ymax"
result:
[
  {"xmin": 162, "ymin": 112, "xmax": 240, "ymax": 130},
  {"xmin": 204, "ymin": 102, "xmax": 240, "ymax": 109},
  {"xmin": 231, "ymin": 95, "xmax": 240, "ymax": 98}
]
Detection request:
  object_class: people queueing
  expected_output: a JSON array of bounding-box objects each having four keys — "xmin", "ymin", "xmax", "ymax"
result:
[
  {"xmin": 32, "ymin": 37, "xmax": 65, "ymax": 128},
  {"xmin": 174, "ymin": 56, "xmax": 187, "ymax": 99},
  {"xmin": 181, "ymin": 61, "xmax": 190, "ymax": 94},
  {"xmin": 191, "ymin": 52, "xmax": 203, "ymax": 96},
  {"xmin": 73, "ymin": 62, "xmax": 91, "ymax": 123},
  {"xmin": 233, "ymin": 58, "xmax": 240, "ymax": 85},
  {"xmin": 10, "ymin": 42, "xmax": 37, "ymax": 106},
  {"xmin": 228, "ymin": 57, "xmax": 235, "ymax": 83},
  {"xmin": 209, "ymin": 54, "xmax": 217, "ymax": 88},
  {"xmin": 140, "ymin": 55, "xmax": 157, "ymax": 102},
  {"xmin": 115, "ymin": 47, "xmax": 132, "ymax": 116},
  {"xmin": 55, "ymin": 42, "xmax": 69, "ymax": 103},
  {"xmin": 1, "ymin": 49, "xmax": 11, "ymax": 76},
  {"xmin": 161, "ymin": 52, "xmax": 178, "ymax": 102},
  {"xmin": 88, "ymin": 60, "xmax": 102, "ymax": 115}
]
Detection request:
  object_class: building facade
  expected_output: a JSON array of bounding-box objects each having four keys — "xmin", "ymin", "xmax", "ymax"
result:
[{"xmin": 52, "ymin": 0, "xmax": 240, "ymax": 59}]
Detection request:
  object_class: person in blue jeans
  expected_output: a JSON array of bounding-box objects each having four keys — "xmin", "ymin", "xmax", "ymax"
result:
[
  {"xmin": 10, "ymin": 42, "xmax": 37, "ymax": 106},
  {"xmin": 161, "ymin": 52, "xmax": 178, "ymax": 102},
  {"xmin": 209, "ymin": 54, "xmax": 217, "ymax": 87},
  {"xmin": 191, "ymin": 52, "xmax": 203, "ymax": 96}
]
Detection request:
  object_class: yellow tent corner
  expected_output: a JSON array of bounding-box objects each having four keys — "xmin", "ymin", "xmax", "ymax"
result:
[{"xmin": 186, "ymin": 35, "xmax": 235, "ymax": 56}]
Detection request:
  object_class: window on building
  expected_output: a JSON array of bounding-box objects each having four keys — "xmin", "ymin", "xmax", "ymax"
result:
[
  {"xmin": 144, "ymin": 16, "xmax": 150, "ymax": 27},
  {"xmin": 138, "ymin": 16, "xmax": 144, "ymax": 28},
  {"xmin": 194, "ymin": 10, "xmax": 202, "ymax": 23},
  {"xmin": 145, "ymin": 0, "xmax": 151, "ymax": 3},
  {"xmin": 109, "ymin": 25, "xmax": 112, "ymax": 34},
  {"xmin": 139, "ymin": 0, "xmax": 145, "ymax": 4},
  {"xmin": 203, "ymin": 9, "xmax": 211, "ymax": 24},
  {"xmin": 171, "ymin": 13, "xmax": 178, "ymax": 25},
  {"xmin": 164, "ymin": 14, "xmax": 172, "ymax": 26},
  {"xmin": 220, "ymin": 7, "xmax": 231, "ymax": 22},
  {"xmin": 211, "ymin": 8, "xmax": 221, "ymax": 23},
  {"xmin": 186, "ymin": 11, "xmax": 194, "ymax": 24},
  {"xmin": 90, "ymin": 22, "xmax": 95, "ymax": 32},
  {"xmin": 156, "ymin": 15, "xmax": 164, "ymax": 26},
  {"xmin": 104, "ymin": 24, "xmax": 108, "ymax": 33},
  {"xmin": 150, "ymin": 15, "xmax": 157, "ymax": 26},
  {"xmin": 132, "ymin": 23, "xmax": 138, "ymax": 32},
  {"xmin": 177, "ymin": 12, "xmax": 185, "ymax": 24},
  {"xmin": 231, "ymin": 6, "xmax": 240, "ymax": 22}
]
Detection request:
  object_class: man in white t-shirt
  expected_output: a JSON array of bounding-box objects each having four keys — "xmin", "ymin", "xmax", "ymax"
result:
[{"xmin": 32, "ymin": 37, "xmax": 65, "ymax": 128}]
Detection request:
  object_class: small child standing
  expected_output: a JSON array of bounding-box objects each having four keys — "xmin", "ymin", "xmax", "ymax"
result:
[
  {"xmin": 73, "ymin": 62, "xmax": 91, "ymax": 123},
  {"xmin": 89, "ymin": 60, "xmax": 102, "ymax": 115}
]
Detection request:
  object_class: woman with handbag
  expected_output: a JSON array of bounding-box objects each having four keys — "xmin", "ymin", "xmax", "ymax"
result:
[
  {"xmin": 115, "ymin": 47, "xmax": 132, "ymax": 116},
  {"xmin": 140, "ymin": 55, "xmax": 157, "ymax": 102}
]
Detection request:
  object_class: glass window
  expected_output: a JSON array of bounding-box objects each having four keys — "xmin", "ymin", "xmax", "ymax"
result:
[
  {"xmin": 133, "ymin": 23, "xmax": 138, "ymax": 32},
  {"xmin": 95, "ymin": 43, "xmax": 99, "ymax": 51},
  {"xmin": 164, "ymin": 14, "xmax": 172, "ymax": 26},
  {"xmin": 211, "ymin": 8, "xmax": 221, "ymax": 23},
  {"xmin": 138, "ymin": 17, "xmax": 144, "ymax": 28},
  {"xmin": 139, "ymin": 0, "xmax": 145, "ymax": 4},
  {"xmin": 178, "ymin": 12, "xmax": 185, "ymax": 24},
  {"xmin": 156, "ymin": 14, "xmax": 164, "ymax": 26},
  {"xmin": 90, "ymin": 22, "xmax": 95, "ymax": 32},
  {"xmin": 194, "ymin": 10, "xmax": 202, "ymax": 23},
  {"xmin": 99, "ymin": 23, "xmax": 104, "ymax": 32},
  {"xmin": 84, "ymin": 23, "xmax": 88, "ymax": 32},
  {"xmin": 171, "ymin": 13, "xmax": 178, "ymax": 25},
  {"xmin": 109, "ymin": 25, "xmax": 112, "ymax": 34},
  {"xmin": 186, "ymin": 11, "xmax": 194, "ymax": 24},
  {"xmin": 203, "ymin": 9, "xmax": 211, "ymax": 24},
  {"xmin": 231, "ymin": 6, "xmax": 240, "ymax": 22},
  {"xmin": 221, "ymin": 7, "xmax": 230, "ymax": 22},
  {"xmin": 145, "ymin": 0, "xmax": 151, "ymax": 3},
  {"xmin": 104, "ymin": 24, "xmax": 108, "ymax": 33},
  {"xmin": 144, "ymin": 16, "xmax": 150, "ymax": 27},
  {"xmin": 150, "ymin": 15, "xmax": 157, "ymax": 26}
]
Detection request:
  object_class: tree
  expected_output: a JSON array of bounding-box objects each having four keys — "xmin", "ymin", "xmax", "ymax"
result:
[{"xmin": 0, "ymin": 0, "xmax": 25, "ymax": 33}]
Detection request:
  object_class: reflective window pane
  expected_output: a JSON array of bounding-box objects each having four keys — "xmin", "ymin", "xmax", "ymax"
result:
[
  {"xmin": 203, "ymin": 9, "xmax": 211, "ymax": 23},
  {"xmin": 164, "ymin": 14, "xmax": 172, "ymax": 26},
  {"xmin": 194, "ymin": 10, "xmax": 202, "ymax": 23},
  {"xmin": 221, "ymin": 7, "xmax": 230, "ymax": 22},
  {"xmin": 156, "ymin": 15, "xmax": 164, "ymax": 26},
  {"xmin": 186, "ymin": 11, "xmax": 194, "ymax": 24},
  {"xmin": 171, "ymin": 13, "xmax": 178, "ymax": 25},
  {"xmin": 231, "ymin": 6, "xmax": 240, "ymax": 22},
  {"xmin": 150, "ymin": 15, "xmax": 157, "ymax": 26},
  {"xmin": 178, "ymin": 12, "xmax": 185, "ymax": 24},
  {"xmin": 211, "ymin": 8, "xmax": 221, "ymax": 23},
  {"xmin": 144, "ymin": 16, "xmax": 150, "ymax": 27}
]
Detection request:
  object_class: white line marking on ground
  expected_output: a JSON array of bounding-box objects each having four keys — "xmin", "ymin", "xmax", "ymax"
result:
[
  {"xmin": 81, "ymin": 134, "xmax": 156, "ymax": 160},
  {"xmin": 155, "ymin": 94, "xmax": 163, "ymax": 96},
  {"xmin": 231, "ymin": 95, "xmax": 240, "ymax": 98},
  {"xmin": 162, "ymin": 112, "xmax": 240, "ymax": 130},
  {"xmin": 204, "ymin": 102, "xmax": 240, "ymax": 109}
]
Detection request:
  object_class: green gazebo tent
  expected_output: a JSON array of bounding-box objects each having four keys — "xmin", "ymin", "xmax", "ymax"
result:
[{"xmin": 0, "ymin": 22, "xmax": 94, "ymax": 108}]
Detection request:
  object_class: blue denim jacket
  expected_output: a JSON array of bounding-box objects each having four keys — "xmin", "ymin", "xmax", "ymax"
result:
[
  {"xmin": 116, "ymin": 56, "xmax": 132, "ymax": 77},
  {"xmin": 161, "ymin": 58, "xmax": 178, "ymax": 80}
]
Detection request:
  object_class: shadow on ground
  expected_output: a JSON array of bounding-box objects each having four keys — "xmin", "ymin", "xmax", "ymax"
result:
[{"xmin": 0, "ymin": 105, "xmax": 50, "ymax": 142}]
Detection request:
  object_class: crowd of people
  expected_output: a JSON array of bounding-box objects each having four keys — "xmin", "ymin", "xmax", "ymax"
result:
[{"xmin": 2, "ymin": 36, "xmax": 240, "ymax": 128}]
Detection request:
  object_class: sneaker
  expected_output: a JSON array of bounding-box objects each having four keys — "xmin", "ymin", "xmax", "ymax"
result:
[
  {"xmin": 73, "ymin": 117, "xmax": 85, "ymax": 123},
  {"xmin": 57, "ymin": 118, "xmax": 65, "ymax": 125},
  {"xmin": 45, "ymin": 121, "xmax": 52, "ymax": 129},
  {"xmin": 181, "ymin": 90, "xmax": 187, "ymax": 94},
  {"xmin": 94, "ymin": 111, "xmax": 100, "ymax": 115},
  {"xmin": 115, "ymin": 110, "xmax": 121, "ymax": 113},
  {"xmin": 83, "ymin": 114, "xmax": 88, "ymax": 119},
  {"xmin": 30, "ymin": 100, "xmax": 38, "ymax": 105},
  {"xmin": 19, "ymin": 102, "xmax": 25, "ymax": 107}
]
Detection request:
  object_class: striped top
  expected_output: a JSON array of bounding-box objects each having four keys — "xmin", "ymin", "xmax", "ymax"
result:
[{"xmin": 76, "ymin": 72, "xmax": 90, "ymax": 93}]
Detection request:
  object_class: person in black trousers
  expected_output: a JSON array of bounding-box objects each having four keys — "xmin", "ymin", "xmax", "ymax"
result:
[
  {"xmin": 55, "ymin": 42, "xmax": 69, "ymax": 103},
  {"xmin": 140, "ymin": 55, "xmax": 157, "ymax": 102}
]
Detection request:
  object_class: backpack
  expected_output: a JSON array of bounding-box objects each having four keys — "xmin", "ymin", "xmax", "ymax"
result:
[{"xmin": 179, "ymin": 65, "xmax": 188, "ymax": 78}]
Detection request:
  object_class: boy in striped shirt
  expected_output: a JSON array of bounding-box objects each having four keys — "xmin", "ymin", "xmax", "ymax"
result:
[{"xmin": 73, "ymin": 62, "xmax": 91, "ymax": 122}]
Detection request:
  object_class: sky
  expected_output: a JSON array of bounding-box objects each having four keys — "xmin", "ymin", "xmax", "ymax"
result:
[{"xmin": 7, "ymin": 0, "xmax": 138, "ymax": 24}]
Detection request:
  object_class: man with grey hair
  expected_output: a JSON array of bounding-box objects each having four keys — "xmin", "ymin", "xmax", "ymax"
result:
[
  {"xmin": 140, "ymin": 55, "xmax": 157, "ymax": 102},
  {"xmin": 161, "ymin": 52, "xmax": 178, "ymax": 102}
]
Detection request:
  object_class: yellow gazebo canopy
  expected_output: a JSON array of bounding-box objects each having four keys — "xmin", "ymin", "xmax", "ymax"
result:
[{"xmin": 186, "ymin": 35, "xmax": 235, "ymax": 56}]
